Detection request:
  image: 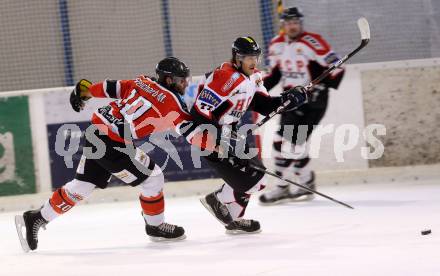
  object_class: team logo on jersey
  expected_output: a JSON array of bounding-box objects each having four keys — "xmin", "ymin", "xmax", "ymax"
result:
[
  {"xmin": 199, "ymin": 88, "xmax": 221, "ymax": 107},
  {"xmin": 255, "ymin": 77, "xmax": 262, "ymax": 86},
  {"xmin": 296, "ymin": 48, "xmax": 303, "ymax": 55},
  {"xmin": 221, "ymin": 72, "xmax": 240, "ymax": 93}
]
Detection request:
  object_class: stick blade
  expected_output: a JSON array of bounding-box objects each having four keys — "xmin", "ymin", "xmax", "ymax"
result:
[{"xmin": 357, "ymin": 17, "xmax": 370, "ymax": 40}]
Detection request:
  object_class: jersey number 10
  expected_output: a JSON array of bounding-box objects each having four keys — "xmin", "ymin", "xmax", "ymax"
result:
[{"xmin": 118, "ymin": 89, "xmax": 153, "ymax": 121}]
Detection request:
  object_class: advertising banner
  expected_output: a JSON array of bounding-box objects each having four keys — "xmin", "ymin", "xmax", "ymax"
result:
[{"xmin": 0, "ymin": 96, "xmax": 36, "ymax": 196}]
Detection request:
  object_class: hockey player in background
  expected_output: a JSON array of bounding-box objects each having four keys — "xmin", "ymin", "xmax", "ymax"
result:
[
  {"xmin": 15, "ymin": 57, "xmax": 202, "ymax": 251},
  {"xmin": 189, "ymin": 36, "xmax": 309, "ymax": 234},
  {"xmin": 259, "ymin": 7, "xmax": 345, "ymax": 205}
]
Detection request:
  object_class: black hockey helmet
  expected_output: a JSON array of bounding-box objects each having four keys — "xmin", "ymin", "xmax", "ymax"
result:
[
  {"xmin": 156, "ymin": 57, "xmax": 190, "ymax": 79},
  {"xmin": 232, "ymin": 36, "xmax": 262, "ymax": 57},
  {"xmin": 280, "ymin": 7, "xmax": 304, "ymax": 21},
  {"xmin": 156, "ymin": 57, "xmax": 190, "ymax": 95}
]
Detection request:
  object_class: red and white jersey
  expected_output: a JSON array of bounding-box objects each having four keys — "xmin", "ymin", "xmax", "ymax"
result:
[
  {"xmin": 267, "ymin": 31, "xmax": 343, "ymax": 89},
  {"xmin": 194, "ymin": 62, "xmax": 269, "ymax": 126},
  {"xmin": 88, "ymin": 76, "xmax": 192, "ymax": 143}
]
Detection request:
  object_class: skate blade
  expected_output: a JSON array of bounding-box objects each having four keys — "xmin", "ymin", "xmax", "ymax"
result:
[
  {"xmin": 259, "ymin": 194, "xmax": 315, "ymax": 206},
  {"xmin": 149, "ymin": 234, "xmax": 186, "ymax": 242},
  {"xmin": 259, "ymin": 197, "xmax": 293, "ymax": 206},
  {"xmin": 199, "ymin": 197, "xmax": 228, "ymax": 226},
  {"xmin": 225, "ymin": 228, "xmax": 262, "ymax": 235},
  {"xmin": 14, "ymin": 215, "xmax": 30, "ymax": 253},
  {"xmin": 289, "ymin": 193, "xmax": 315, "ymax": 202}
]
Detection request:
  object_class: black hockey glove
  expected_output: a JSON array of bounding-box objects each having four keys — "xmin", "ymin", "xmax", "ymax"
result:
[
  {"xmin": 281, "ymin": 85, "xmax": 308, "ymax": 111},
  {"xmin": 307, "ymin": 84, "xmax": 326, "ymax": 102},
  {"xmin": 70, "ymin": 79, "xmax": 92, "ymax": 112}
]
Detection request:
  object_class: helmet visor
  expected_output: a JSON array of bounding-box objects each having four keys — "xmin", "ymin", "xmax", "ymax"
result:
[
  {"xmin": 172, "ymin": 75, "xmax": 192, "ymax": 86},
  {"xmin": 236, "ymin": 53, "xmax": 261, "ymax": 64}
]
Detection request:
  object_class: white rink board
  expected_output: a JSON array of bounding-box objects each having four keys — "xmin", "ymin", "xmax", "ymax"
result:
[
  {"xmin": 259, "ymin": 64, "xmax": 368, "ymax": 172},
  {"xmin": 2, "ymin": 178, "xmax": 440, "ymax": 276}
]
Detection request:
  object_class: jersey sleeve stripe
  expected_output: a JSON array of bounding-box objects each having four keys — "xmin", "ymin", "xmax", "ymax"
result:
[
  {"xmin": 104, "ymin": 79, "xmax": 119, "ymax": 98},
  {"xmin": 116, "ymin": 81, "xmax": 121, "ymax": 98}
]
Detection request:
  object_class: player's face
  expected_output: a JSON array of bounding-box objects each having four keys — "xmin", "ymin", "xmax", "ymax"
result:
[
  {"xmin": 283, "ymin": 19, "xmax": 302, "ymax": 39},
  {"xmin": 172, "ymin": 76, "xmax": 190, "ymax": 95},
  {"xmin": 238, "ymin": 55, "xmax": 260, "ymax": 76}
]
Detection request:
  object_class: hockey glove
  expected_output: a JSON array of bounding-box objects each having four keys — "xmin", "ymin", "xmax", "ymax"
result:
[
  {"xmin": 281, "ymin": 85, "xmax": 308, "ymax": 111},
  {"xmin": 70, "ymin": 79, "xmax": 92, "ymax": 112},
  {"xmin": 308, "ymin": 84, "xmax": 326, "ymax": 102}
]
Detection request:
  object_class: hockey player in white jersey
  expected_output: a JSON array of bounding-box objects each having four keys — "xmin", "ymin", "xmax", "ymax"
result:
[
  {"xmin": 259, "ymin": 7, "xmax": 345, "ymax": 205},
  {"xmin": 188, "ymin": 36, "xmax": 309, "ymax": 234}
]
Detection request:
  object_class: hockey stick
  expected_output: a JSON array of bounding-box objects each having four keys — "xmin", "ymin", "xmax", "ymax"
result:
[
  {"xmin": 250, "ymin": 17, "xmax": 370, "ymax": 133},
  {"xmin": 248, "ymin": 163, "xmax": 354, "ymax": 209}
]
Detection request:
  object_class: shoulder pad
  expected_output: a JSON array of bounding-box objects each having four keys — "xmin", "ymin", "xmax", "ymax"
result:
[
  {"xmin": 270, "ymin": 34, "xmax": 286, "ymax": 45},
  {"xmin": 299, "ymin": 32, "xmax": 331, "ymax": 55},
  {"xmin": 207, "ymin": 64, "xmax": 245, "ymax": 96}
]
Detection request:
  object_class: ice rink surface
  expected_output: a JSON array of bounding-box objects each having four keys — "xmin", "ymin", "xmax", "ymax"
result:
[{"xmin": 1, "ymin": 179, "xmax": 439, "ymax": 276}]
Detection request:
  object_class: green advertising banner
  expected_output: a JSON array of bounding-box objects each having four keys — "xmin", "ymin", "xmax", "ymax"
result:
[{"xmin": 0, "ymin": 96, "xmax": 36, "ymax": 196}]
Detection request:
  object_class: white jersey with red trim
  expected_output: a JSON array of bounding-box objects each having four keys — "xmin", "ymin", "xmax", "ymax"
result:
[
  {"xmin": 267, "ymin": 31, "xmax": 343, "ymax": 89},
  {"xmin": 194, "ymin": 62, "xmax": 269, "ymax": 126}
]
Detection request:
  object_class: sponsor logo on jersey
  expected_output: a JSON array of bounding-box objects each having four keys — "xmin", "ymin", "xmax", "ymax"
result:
[
  {"xmin": 232, "ymin": 90, "xmax": 246, "ymax": 96},
  {"xmin": 230, "ymin": 110, "xmax": 245, "ymax": 118},
  {"xmin": 303, "ymin": 35, "xmax": 324, "ymax": 51},
  {"xmin": 98, "ymin": 106, "xmax": 124, "ymax": 125},
  {"xmin": 199, "ymin": 88, "xmax": 221, "ymax": 107},
  {"xmin": 282, "ymin": 71, "xmax": 307, "ymax": 79},
  {"xmin": 134, "ymin": 78, "xmax": 166, "ymax": 103},
  {"xmin": 221, "ymin": 72, "xmax": 240, "ymax": 93}
]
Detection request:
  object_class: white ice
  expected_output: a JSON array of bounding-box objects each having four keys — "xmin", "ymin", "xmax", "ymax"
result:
[{"xmin": 1, "ymin": 180, "xmax": 439, "ymax": 276}]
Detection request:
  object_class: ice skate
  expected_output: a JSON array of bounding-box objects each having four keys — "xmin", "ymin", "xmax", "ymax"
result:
[
  {"xmin": 288, "ymin": 171, "xmax": 316, "ymax": 202},
  {"xmin": 200, "ymin": 192, "xmax": 233, "ymax": 225},
  {"xmin": 259, "ymin": 172, "xmax": 316, "ymax": 205},
  {"xmin": 225, "ymin": 218, "xmax": 261, "ymax": 234},
  {"xmin": 15, "ymin": 208, "xmax": 48, "ymax": 252},
  {"xmin": 145, "ymin": 222, "xmax": 186, "ymax": 242},
  {"xmin": 258, "ymin": 185, "xmax": 291, "ymax": 205}
]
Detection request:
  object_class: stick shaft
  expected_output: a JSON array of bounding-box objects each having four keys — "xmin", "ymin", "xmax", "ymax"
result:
[
  {"xmin": 250, "ymin": 165, "xmax": 354, "ymax": 209},
  {"xmin": 254, "ymin": 38, "xmax": 370, "ymax": 131}
]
